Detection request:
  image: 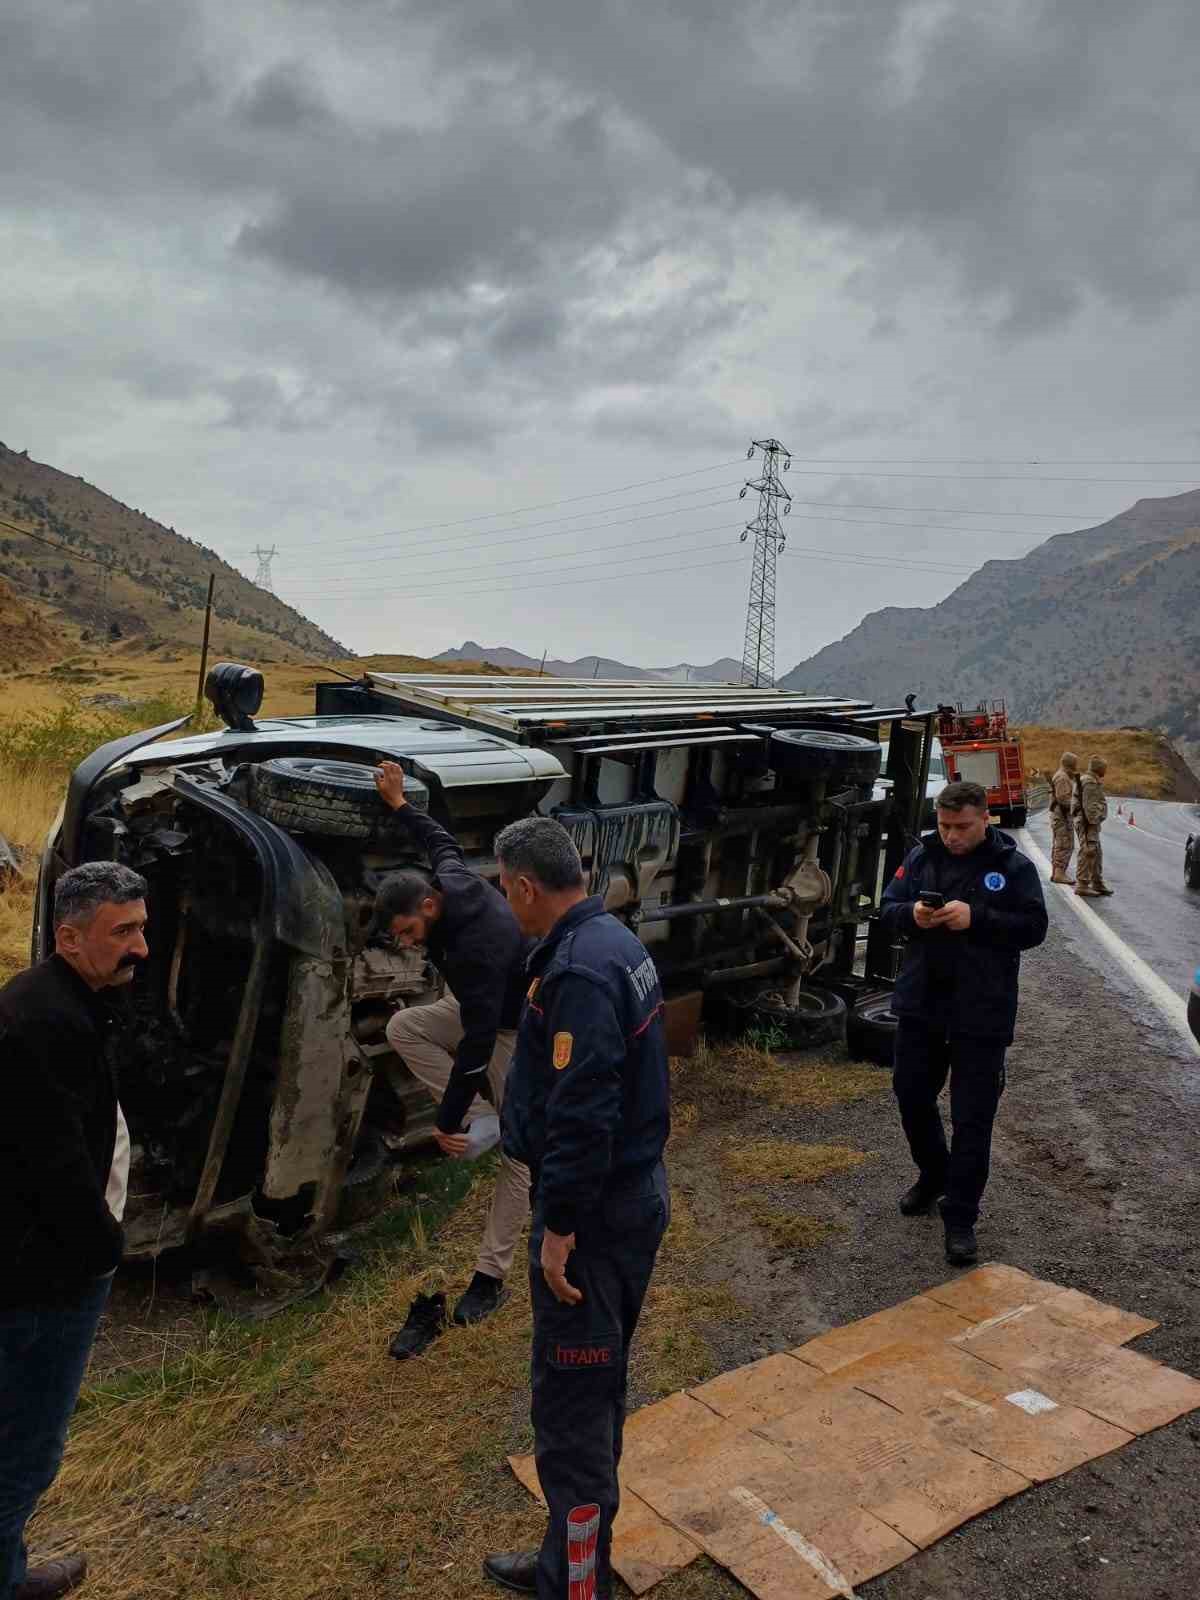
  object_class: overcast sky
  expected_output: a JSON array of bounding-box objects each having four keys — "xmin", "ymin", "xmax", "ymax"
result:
[{"xmin": 4, "ymin": 0, "xmax": 1200, "ymax": 672}]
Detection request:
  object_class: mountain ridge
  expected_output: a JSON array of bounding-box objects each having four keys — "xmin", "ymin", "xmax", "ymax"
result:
[
  {"xmin": 435, "ymin": 640, "xmax": 744, "ymax": 683},
  {"xmin": 778, "ymin": 488, "xmax": 1200, "ymax": 755}
]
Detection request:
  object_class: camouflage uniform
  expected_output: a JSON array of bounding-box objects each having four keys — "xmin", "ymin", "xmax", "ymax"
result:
[
  {"xmin": 1049, "ymin": 754, "xmax": 1078, "ymax": 881},
  {"xmin": 1073, "ymin": 761, "xmax": 1110, "ymax": 895}
]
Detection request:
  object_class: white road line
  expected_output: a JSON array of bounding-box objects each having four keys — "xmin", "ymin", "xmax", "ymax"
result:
[{"xmin": 1019, "ymin": 828, "xmax": 1200, "ymax": 1057}]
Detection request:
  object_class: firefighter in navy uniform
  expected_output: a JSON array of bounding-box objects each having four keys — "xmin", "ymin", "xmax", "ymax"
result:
[{"xmin": 483, "ymin": 817, "xmax": 670, "ymax": 1600}]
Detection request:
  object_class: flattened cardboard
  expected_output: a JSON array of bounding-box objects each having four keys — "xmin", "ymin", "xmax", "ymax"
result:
[
  {"xmin": 630, "ymin": 1425, "xmax": 915, "ymax": 1598},
  {"xmin": 957, "ymin": 1307, "xmax": 1200, "ymax": 1435},
  {"xmin": 690, "ymin": 1351, "xmax": 823, "ymax": 1427},
  {"xmin": 759, "ymin": 1380, "xmax": 1027, "ymax": 1548},
  {"xmin": 839, "ymin": 1340, "xmax": 1134, "ymax": 1483},
  {"xmin": 793, "ymin": 1294, "xmax": 972, "ymax": 1374},
  {"xmin": 927, "ymin": 1265, "xmax": 1158, "ymax": 1346},
  {"xmin": 921, "ymin": 1262, "xmax": 1062, "ymax": 1322}
]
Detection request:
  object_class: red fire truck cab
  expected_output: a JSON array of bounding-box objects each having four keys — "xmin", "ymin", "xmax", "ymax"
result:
[{"xmin": 936, "ymin": 701, "xmax": 1028, "ymax": 829}]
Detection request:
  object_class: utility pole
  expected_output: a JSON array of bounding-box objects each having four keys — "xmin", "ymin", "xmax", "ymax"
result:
[
  {"xmin": 252, "ymin": 544, "xmax": 279, "ymax": 594},
  {"xmin": 738, "ymin": 438, "xmax": 792, "ymax": 688}
]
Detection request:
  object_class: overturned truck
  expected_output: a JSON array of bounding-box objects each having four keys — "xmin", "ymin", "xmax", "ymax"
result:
[{"xmin": 35, "ymin": 670, "xmax": 935, "ymax": 1283}]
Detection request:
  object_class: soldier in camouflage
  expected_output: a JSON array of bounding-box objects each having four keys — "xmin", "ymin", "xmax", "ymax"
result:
[
  {"xmin": 1073, "ymin": 755, "xmax": 1113, "ymax": 898},
  {"xmin": 1049, "ymin": 751, "xmax": 1078, "ymax": 884}
]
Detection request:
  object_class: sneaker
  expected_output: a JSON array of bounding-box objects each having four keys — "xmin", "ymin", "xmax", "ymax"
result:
[
  {"xmin": 944, "ymin": 1223, "xmax": 979, "ymax": 1266},
  {"xmin": 1094, "ymin": 882, "xmax": 1115, "ymax": 896},
  {"xmin": 452, "ymin": 1271, "xmax": 507, "ymax": 1327},
  {"xmin": 1050, "ymin": 871, "xmax": 1075, "ymax": 885},
  {"xmin": 1074, "ymin": 885, "xmax": 1101, "ymax": 898},
  {"xmin": 387, "ymin": 1291, "xmax": 446, "ymax": 1360},
  {"xmin": 899, "ymin": 1178, "xmax": 945, "ymax": 1217}
]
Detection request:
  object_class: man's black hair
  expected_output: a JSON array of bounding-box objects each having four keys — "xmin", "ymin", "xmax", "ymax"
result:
[
  {"xmin": 371, "ymin": 868, "xmax": 437, "ymax": 937},
  {"xmin": 936, "ymin": 780, "xmax": 989, "ymax": 813}
]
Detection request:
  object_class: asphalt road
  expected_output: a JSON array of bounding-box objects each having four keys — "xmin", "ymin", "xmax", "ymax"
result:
[{"xmin": 1025, "ymin": 798, "xmax": 1200, "ymax": 1044}]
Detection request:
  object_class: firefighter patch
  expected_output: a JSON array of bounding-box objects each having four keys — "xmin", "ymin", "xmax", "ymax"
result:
[
  {"xmin": 894, "ymin": 865, "xmax": 906, "ymax": 880},
  {"xmin": 553, "ymin": 1031, "xmax": 573, "ymax": 1070},
  {"xmin": 984, "ymin": 871, "xmax": 1007, "ymax": 892}
]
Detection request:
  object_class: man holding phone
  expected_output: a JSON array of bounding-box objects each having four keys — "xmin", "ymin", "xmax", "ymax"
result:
[{"xmin": 880, "ymin": 781, "xmax": 1048, "ymax": 1265}]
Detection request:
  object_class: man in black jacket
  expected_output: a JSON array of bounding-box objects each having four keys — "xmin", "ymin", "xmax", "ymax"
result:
[
  {"xmin": 880, "ymin": 781, "xmax": 1047, "ymax": 1267},
  {"xmin": 0, "ymin": 861, "xmax": 147, "ymax": 1600},
  {"xmin": 373, "ymin": 761, "xmax": 530, "ymax": 1350}
]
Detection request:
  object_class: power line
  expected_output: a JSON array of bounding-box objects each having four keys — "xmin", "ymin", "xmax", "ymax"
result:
[
  {"xmin": 240, "ymin": 457, "xmax": 748, "ymax": 557},
  {"xmin": 0, "ymin": 514, "xmax": 111, "ymax": 567},
  {"xmin": 778, "ymin": 469, "xmax": 1200, "ymax": 485},
  {"xmin": 778, "ymin": 456, "xmax": 1200, "ymax": 466}
]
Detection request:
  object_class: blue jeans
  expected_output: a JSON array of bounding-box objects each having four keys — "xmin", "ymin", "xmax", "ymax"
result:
[{"xmin": 0, "ymin": 1277, "xmax": 111, "ymax": 1598}]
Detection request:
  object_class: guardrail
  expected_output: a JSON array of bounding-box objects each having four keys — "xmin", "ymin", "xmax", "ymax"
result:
[{"xmin": 1026, "ymin": 778, "xmax": 1051, "ymax": 816}]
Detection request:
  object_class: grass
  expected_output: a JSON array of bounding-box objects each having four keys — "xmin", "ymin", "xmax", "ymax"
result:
[
  {"xmin": 741, "ymin": 1203, "xmax": 836, "ymax": 1253},
  {"xmin": 720, "ymin": 1138, "xmax": 870, "ymax": 1185},
  {"xmin": 1018, "ymin": 723, "xmax": 1176, "ymax": 799},
  {"xmin": 672, "ymin": 1039, "xmax": 888, "ymax": 1119}
]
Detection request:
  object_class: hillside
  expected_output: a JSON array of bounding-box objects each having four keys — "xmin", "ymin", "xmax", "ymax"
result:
[
  {"xmin": 436, "ymin": 640, "xmax": 744, "ymax": 683},
  {"xmin": 781, "ymin": 488, "xmax": 1200, "ymax": 756},
  {"xmin": 0, "ymin": 441, "xmax": 345, "ymax": 665},
  {"xmin": 1018, "ymin": 724, "xmax": 1200, "ymax": 802},
  {"xmin": 0, "ymin": 574, "xmax": 65, "ymax": 669}
]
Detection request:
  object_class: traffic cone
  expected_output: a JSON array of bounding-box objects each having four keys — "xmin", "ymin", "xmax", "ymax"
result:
[
  {"xmin": 1128, "ymin": 811, "xmax": 1135, "ymax": 826},
  {"xmin": 1117, "ymin": 803, "xmax": 1123, "ymax": 815}
]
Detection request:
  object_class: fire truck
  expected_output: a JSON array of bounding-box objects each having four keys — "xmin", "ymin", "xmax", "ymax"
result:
[{"xmin": 936, "ymin": 700, "xmax": 1028, "ymax": 829}]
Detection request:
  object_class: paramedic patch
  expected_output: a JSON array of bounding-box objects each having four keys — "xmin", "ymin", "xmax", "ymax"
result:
[
  {"xmin": 553, "ymin": 1031, "xmax": 573, "ymax": 1070},
  {"xmin": 983, "ymin": 871, "xmax": 1007, "ymax": 892}
]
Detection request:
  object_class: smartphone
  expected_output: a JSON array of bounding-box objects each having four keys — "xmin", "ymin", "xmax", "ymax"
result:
[{"xmin": 918, "ymin": 890, "xmax": 945, "ymax": 909}]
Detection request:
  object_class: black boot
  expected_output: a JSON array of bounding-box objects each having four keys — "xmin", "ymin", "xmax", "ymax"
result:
[
  {"xmin": 453, "ymin": 1271, "xmax": 507, "ymax": 1326},
  {"xmin": 899, "ymin": 1177, "xmax": 945, "ymax": 1216},
  {"xmin": 483, "ymin": 1550, "xmax": 538, "ymax": 1593},
  {"xmin": 944, "ymin": 1222, "xmax": 979, "ymax": 1266},
  {"xmin": 387, "ymin": 1291, "xmax": 446, "ymax": 1360}
]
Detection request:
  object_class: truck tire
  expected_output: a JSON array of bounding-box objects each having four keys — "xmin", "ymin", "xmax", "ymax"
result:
[
  {"xmin": 846, "ymin": 996, "xmax": 899, "ymax": 1068},
  {"xmin": 731, "ymin": 984, "xmax": 848, "ymax": 1050},
  {"xmin": 1186, "ymin": 835, "xmax": 1200, "ymax": 890},
  {"xmin": 250, "ymin": 757, "xmax": 406, "ymax": 840},
  {"xmin": 770, "ymin": 729, "xmax": 882, "ymax": 787},
  {"xmin": 998, "ymin": 804, "xmax": 1028, "ymax": 829}
]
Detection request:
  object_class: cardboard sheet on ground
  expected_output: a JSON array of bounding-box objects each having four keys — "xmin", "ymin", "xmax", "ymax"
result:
[{"xmin": 509, "ymin": 1265, "xmax": 1200, "ymax": 1598}]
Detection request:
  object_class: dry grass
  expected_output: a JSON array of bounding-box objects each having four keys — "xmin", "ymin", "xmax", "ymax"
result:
[
  {"xmin": 720, "ymin": 1138, "xmax": 870, "ymax": 1186},
  {"xmin": 673, "ymin": 1040, "xmax": 888, "ymax": 1120},
  {"xmin": 741, "ymin": 1203, "xmax": 836, "ymax": 1253},
  {"xmin": 1018, "ymin": 723, "xmax": 1174, "ymax": 799}
]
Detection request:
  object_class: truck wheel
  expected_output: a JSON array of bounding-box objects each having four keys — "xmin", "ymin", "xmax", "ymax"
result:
[
  {"xmin": 770, "ymin": 729, "xmax": 882, "ymax": 787},
  {"xmin": 1186, "ymin": 836, "xmax": 1200, "ymax": 890},
  {"xmin": 1002, "ymin": 805, "xmax": 1028, "ymax": 829},
  {"xmin": 846, "ymin": 996, "xmax": 898, "ymax": 1068},
  {"xmin": 734, "ymin": 985, "xmax": 848, "ymax": 1050},
  {"xmin": 250, "ymin": 757, "xmax": 406, "ymax": 840}
]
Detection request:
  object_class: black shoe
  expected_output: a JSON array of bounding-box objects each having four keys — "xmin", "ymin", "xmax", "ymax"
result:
[
  {"xmin": 944, "ymin": 1223, "xmax": 979, "ymax": 1266},
  {"xmin": 387, "ymin": 1291, "xmax": 446, "ymax": 1360},
  {"xmin": 453, "ymin": 1271, "xmax": 507, "ymax": 1327},
  {"xmin": 483, "ymin": 1550, "xmax": 538, "ymax": 1593},
  {"xmin": 16, "ymin": 1555, "xmax": 88, "ymax": 1599},
  {"xmin": 899, "ymin": 1178, "xmax": 945, "ymax": 1217}
]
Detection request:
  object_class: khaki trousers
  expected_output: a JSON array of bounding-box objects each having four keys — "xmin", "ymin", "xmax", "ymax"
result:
[
  {"xmin": 385, "ymin": 996, "xmax": 529, "ymax": 1281},
  {"xmin": 1050, "ymin": 810, "xmax": 1075, "ymax": 875},
  {"xmin": 1075, "ymin": 818, "xmax": 1103, "ymax": 888}
]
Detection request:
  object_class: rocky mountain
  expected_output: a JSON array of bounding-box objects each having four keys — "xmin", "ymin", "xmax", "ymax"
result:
[
  {"xmin": 0, "ymin": 442, "xmax": 346, "ymax": 664},
  {"xmin": 436, "ymin": 640, "xmax": 744, "ymax": 683},
  {"xmin": 780, "ymin": 489, "xmax": 1200, "ymax": 753}
]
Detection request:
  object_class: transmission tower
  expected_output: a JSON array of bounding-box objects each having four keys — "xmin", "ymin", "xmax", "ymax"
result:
[
  {"xmin": 252, "ymin": 544, "xmax": 279, "ymax": 594},
  {"xmin": 738, "ymin": 437, "xmax": 792, "ymax": 687}
]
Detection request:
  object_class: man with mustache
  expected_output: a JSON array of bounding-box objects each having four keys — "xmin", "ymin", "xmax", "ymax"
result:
[{"xmin": 0, "ymin": 862, "xmax": 148, "ymax": 1600}]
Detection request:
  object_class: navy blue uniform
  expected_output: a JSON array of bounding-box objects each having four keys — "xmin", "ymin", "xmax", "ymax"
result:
[
  {"xmin": 502, "ymin": 897, "xmax": 670, "ymax": 1600},
  {"xmin": 880, "ymin": 827, "xmax": 1047, "ymax": 1226}
]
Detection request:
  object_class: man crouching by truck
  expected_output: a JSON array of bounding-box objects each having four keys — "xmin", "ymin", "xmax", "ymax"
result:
[
  {"xmin": 372, "ymin": 760, "xmax": 531, "ymax": 1356},
  {"xmin": 0, "ymin": 862, "xmax": 147, "ymax": 1600},
  {"xmin": 880, "ymin": 781, "xmax": 1047, "ymax": 1267}
]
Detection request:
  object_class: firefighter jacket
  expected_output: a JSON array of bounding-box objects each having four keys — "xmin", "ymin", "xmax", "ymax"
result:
[
  {"xmin": 880, "ymin": 827, "xmax": 1048, "ymax": 1043},
  {"xmin": 502, "ymin": 896, "xmax": 670, "ymax": 1238}
]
